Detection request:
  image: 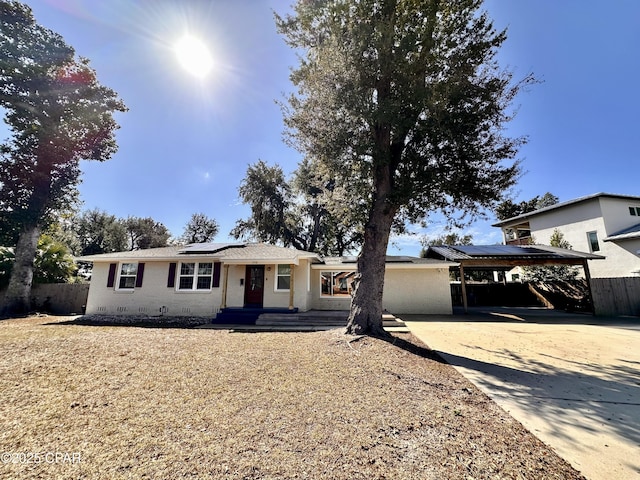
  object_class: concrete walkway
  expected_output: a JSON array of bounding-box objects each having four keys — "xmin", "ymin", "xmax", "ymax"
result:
[{"xmin": 401, "ymin": 307, "xmax": 640, "ymax": 480}]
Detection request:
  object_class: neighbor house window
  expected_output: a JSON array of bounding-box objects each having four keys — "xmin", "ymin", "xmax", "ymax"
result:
[
  {"xmin": 629, "ymin": 206, "xmax": 640, "ymax": 216},
  {"xmin": 178, "ymin": 262, "xmax": 213, "ymax": 290},
  {"xmin": 320, "ymin": 271, "xmax": 354, "ymax": 298},
  {"xmin": 276, "ymin": 264, "xmax": 291, "ymax": 290},
  {"xmin": 118, "ymin": 263, "xmax": 138, "ymax": 289},
  {"xmin": 587, "ymin": 231, "xmax": 600, "ymax": 252}
]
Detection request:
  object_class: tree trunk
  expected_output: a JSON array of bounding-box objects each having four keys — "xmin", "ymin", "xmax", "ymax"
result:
[
  {"xmin": 345, "ymin": 188, "xmax": 397, "ymax": 337},
  {"xmin": 1, "ymin": 224, "xmax": 41, "ymax": 316}
]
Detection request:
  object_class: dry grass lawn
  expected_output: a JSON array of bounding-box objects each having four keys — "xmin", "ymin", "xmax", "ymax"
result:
[{"xmin": 0, "ymin": 315, "xmax": 585, "ymax": 479}]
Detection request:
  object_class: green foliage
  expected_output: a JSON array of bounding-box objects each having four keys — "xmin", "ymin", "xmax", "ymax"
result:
[
  {"xmin": 276, "ymin": 0, "xmax": 534, "ymax": 332},
  {"xmin": 123, "ymin": 216, "xmax": 170, "ymax": 250},
  {"xmin": 181, "ymin": 213, "xmax": 219, "ymax": 244},
  {"xmin": 232, "ymin": 159, "xmax": 362, "ymax": 255},
  {"xmin": 231, "ymin": 160, "xmax": 296, "ymax": 247},
  {"xmin": 419, "ymin": 232, "xmax": 473, "ymax": 257},
  {"xmin": 277, "ymin": 0, "xmax": 533, "ymax": 227},
  {"xmin": 0, "ymin": 246, "xmax": 13, "ymax": 288},
  {"xmin": 495, "ymin": 192, "xmax": 559, "ymax": 221},
  {"xmin": 0, "ymin": 234, "xmax": 77, "ymax": 286},
  {"xmin": 33, "ymin": 234, "xmax": 77, "ymax": 283},
  {"xmin": 0, "ymin": 1, "xmax": 126, "ymax": 313},
  {"xmin": 75, "ymin": 208, "xmax": 127, "ymax": 255},
  {"xmin": 0, "ymin": 1, "xmax": 127, "ymax": 233},
  {"xmin": 524, "ymin": 229, "xmax": 579, "ymax": 281}
]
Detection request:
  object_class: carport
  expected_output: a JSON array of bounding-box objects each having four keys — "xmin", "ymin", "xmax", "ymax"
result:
[{"xmin": 424, "ymin": 245, "xmax": 605, "ymax": 313}]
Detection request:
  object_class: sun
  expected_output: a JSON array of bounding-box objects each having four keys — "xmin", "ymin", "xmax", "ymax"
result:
[{"xmin": 174, "ymin": 35, "xmax": 214, "ymax": 78}]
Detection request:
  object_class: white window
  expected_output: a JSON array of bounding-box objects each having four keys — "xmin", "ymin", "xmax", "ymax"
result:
[
  {"xmin": 276, "ymin": 264, "xmax": 291, "ymax": 290},
  {"xmin": 587, "ymin": 231, "xmax": 600, "ymax": 252},
  {"xmin": 320, "ymin": 271, "xmax": 354, "ymax": 298},
  {"xmin": 178, "ymin": 262, "xmax": 213, "ymax": 290},
  {"xmin": 629, "ymin": 206, "xmax": 640, "ymax": 216},
  {"xmin": 118, "ymin": 263, "xmax": 137, "ymax": 289}
]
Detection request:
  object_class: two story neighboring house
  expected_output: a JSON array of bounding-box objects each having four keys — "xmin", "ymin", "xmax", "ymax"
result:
[{"xmin": 492, "ymin": 193, "xmax": 640, "ymax": 278}]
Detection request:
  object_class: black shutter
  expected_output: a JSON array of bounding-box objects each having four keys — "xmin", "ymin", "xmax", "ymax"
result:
[
  {"xmin": 213, "ymin": 262, "xmax": 221, "ymax": 288},
  {"xmin": 135, "ymin": 263, "xmax": 145, "ymax": 288},
  {"xmin": 107, "ymin": 263, "xmax": 117, "ymax": 288},
  {"xmin": 167, "ymin": 262, "xmax": 177, "ymax": 287}
]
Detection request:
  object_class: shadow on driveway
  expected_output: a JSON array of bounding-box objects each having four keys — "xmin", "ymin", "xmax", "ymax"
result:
[{"xmin": 402, "ymin": 307, "xmax": 640, "ymax": 480}]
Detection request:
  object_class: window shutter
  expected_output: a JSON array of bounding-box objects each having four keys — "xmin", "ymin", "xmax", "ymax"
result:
[
  {"xmin": 107, "ymin": 263, "xmax": 117, "ymax": 288},
  {"xmin": 135, "ymin": 263, "xmax": 145, "ymax": 288},
  {"xmin": 167, "ymin": 262, "xmax": 177, "ymax": 288},
  {"xmin": 213, "ymin": 262, "xmax": 221, "ymax": 288}
]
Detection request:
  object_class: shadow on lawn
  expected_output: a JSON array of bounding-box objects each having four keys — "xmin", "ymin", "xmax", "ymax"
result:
[{"xmin": 382, "ymin": 334, "xmax": 448, "ymax": 364}]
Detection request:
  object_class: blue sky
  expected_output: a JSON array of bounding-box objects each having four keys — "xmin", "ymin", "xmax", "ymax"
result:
[{"xmin": 5, "ymin": 1, "xmax": 640, "ymax": 256}]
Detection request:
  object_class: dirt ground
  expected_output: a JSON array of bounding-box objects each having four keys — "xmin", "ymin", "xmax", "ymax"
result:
[{"xmin": 0, "ymin": 315, "xmax": 585, "ymax": 479}]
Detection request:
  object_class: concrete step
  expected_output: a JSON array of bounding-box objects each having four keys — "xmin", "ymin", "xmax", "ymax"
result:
[{"xmin": 255, "ymin": 311, "xmax": 408, "ymax": 331}]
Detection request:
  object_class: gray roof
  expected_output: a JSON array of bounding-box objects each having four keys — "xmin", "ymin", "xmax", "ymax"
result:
[
  {"xmin": 604, "ymin": 222, "xmax": 640, "ymax": 242},
  {"xmin": 79, "ymin": 244, "xmax": 454, "ymax": 268},
  {"xmin": 77, "ymin": 243, "xmax": 321, "ymax": 264},
  {"xmin": 492, "ymin": 192, "xmax": 640, "ymax": 227}
]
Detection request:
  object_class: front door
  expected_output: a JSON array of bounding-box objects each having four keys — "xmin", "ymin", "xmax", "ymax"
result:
[{"xmin": 244, "ymin": 265, "xmax": 265, "ymax": 307}]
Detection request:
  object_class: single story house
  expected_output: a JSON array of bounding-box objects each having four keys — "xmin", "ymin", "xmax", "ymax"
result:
[{"xmin": 78, "ymin": 242, "xmax": 454, "ymax": 318}]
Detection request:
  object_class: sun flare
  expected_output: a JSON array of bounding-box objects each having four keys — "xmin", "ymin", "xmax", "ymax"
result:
[{"xmin": 174, "ymin": 35, "xmax": 213, "ymax": 78}]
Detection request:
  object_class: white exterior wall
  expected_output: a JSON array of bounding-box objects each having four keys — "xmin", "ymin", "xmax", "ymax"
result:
[
  {"xmin": 86, "ymin": 261, "xmax": 221, "ymax": 316},
  {"xmin": 309, "ymin": 266, "xmax": 453, "ymax": 314},
  {"xmin": 86, "ymin": 259, "xmax": 314, "ymax": 316},
  {"xmin": 273, "ymin": 259, "xmax": 311, "ymax": 311},
  {"xmin": 600, "ymin": 197, "xmax": 640, "ymax": 234},
  {"xmin": 382, "ymin": 268, "xmax": 452, "ymax": 314},
  {"xmin": 525, "ymin": 197, "xmax": 640, "ymax": 277},
  {"xmin": 224, "ymin": 265, "xmax": 246, "ymax": 308}
]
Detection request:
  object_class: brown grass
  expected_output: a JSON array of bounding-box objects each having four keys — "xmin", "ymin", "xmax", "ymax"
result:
[{"xmin": 0, "ymin": 315, "xmax": 585, "ymax": 479}]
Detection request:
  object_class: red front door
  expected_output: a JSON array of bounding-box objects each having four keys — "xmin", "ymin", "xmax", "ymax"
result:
[{"xmin": 244, "ymin": 265, "xmax": 265, "ymax": 307}]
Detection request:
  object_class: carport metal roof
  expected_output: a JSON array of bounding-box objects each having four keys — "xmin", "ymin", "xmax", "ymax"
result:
[
  {"xmin": 424, "ymin": 245, "xmax": 605, "ymax": 312},
  {"xmin": 426, "ymin": 244, "xmax": 604, "ymax": 267}
]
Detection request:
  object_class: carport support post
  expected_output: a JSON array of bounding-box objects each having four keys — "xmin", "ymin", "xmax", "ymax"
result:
[
  {"xmin": 460, "ymin": 263, "xmax": 469, "ymax": 314},
  {"xmin": 288, "ymin": 264, "xmax": 295, "ymax": 310},
  {"xmin": 582, "ymin": 259, "xmax": 596, "ymax": 315}
]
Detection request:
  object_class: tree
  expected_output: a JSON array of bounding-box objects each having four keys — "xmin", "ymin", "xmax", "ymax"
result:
[
  {"xmin": 419, "ymin": 232, "xmax": 473, "ymax": 257},
  {"xmin": 180, "ymin": 213, "xmax": 219, "ymax": 244},
  {"xmin": 75, "ymin": 208, "xmax": 127, "ymax": 255},
  {"xmin": 0, "ymin": 1, "xmax": 126, "ymax": 315},
  {"xmin": 495, "ymin": 192, "xmax": 559, "ymax": 221},
  {"xmin": 277, "ymin": 0, "xmax": 533, "ymax": 335},
  {"xmin": 232, "ymin": 160, "xmax": 298, "ymax": 247},
  {"xmin": 232, "ymin": 159, "xmax": 362, "ymax": 255},
  {"xmin": 0, "ymin": 234, "xmax": 77, "ymax": 287},
  {"xmin": 123, "ymin": 217, "xmax": 171, "ymax": 250},
  {"xmin": 32, "ymin": 234, "xmax": 77, "ymax": 283},
  {"xmin": 523, "ymin": 229, "xmax": 579, "ymax": 281}
]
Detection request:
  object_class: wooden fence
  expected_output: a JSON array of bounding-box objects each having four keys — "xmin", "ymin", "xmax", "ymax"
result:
[
  {"xmin": 1, "ymin": 283, "xmax": 89, "ymax": 315},
  {"xmin": 591, "ymin": 277, "xmax": 640, "ymax": 317}
]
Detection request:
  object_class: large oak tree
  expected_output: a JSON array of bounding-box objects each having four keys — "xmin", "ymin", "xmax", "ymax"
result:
[
  {"xmin": 0, "ymin": 1, "xmax": 126, "ymax": 314},
  {"xmin": 277, "ymin": 0, "xmax": 534, "ymax": 335}
]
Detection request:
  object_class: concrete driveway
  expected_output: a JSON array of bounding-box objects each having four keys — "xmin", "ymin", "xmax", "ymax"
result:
[{"xmin": 401, "ymin": 307, "xmax": 640, "ymax": 480}]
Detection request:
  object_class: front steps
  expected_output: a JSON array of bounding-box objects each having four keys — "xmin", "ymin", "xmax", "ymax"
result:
[
  {"xmin": 213, "ymin": 307, "xmax": 299, "ymax": 325},
  {"xmin": 202, "ymin": 310, "xmax": 409, "ymax": 332}
]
